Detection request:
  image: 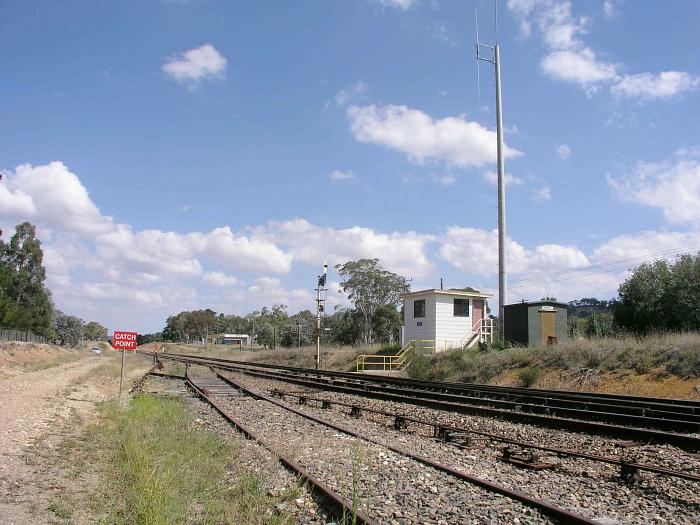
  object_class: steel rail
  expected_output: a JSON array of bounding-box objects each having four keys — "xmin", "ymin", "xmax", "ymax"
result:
[
  {"xmin": 149, "ymin": 353, "xmax": 700, "ymax": 451},
  {"xmin": 150, "ymin": 351, "xmax": 700, "ymax": 415},
  {"xmin": 146, "ymin": 368, "xmax": 700, "ymax": 484},
  {"xmin": 212, "ymin": 370, "xmax": 598, "ymax": 525},
  {"xmin": 159, "ymin": 350, "xmax": 700, "ymax": 408},
  {"xmin": 270, "ymin": 389, "xmax": 700, "ymax": 484},
  {"xmin": 185, "ymin": 370, "xmax": 377, "ymax": 525}
]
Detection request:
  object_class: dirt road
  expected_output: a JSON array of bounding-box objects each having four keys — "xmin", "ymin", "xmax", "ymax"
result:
[{"xmin": 0, "ymin": 351, "xmax": 150, "ymax": 524}]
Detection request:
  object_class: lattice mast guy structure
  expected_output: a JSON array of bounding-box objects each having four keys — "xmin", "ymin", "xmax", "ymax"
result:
[
  {"xmin": 476, "ymin": 2, "xmax": 507, "ymax": 341},
  {"xmin": 315, "ymin": 263, "xmax": 328, "ymax": 369}
]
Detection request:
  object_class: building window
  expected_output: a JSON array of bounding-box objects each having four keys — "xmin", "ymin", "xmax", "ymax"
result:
[
  {"xmin": 414, "ymin": 299, "xmax": 425, "ymax": 318},
  {"xmin": 454, "ymin": 298, "xmax": 470, "ymax": 317}
]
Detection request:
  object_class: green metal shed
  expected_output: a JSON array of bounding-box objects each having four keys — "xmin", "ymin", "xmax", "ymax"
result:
[{"xmin": 503, "ymin": 300, "xmax": 568, "ymax": 347}]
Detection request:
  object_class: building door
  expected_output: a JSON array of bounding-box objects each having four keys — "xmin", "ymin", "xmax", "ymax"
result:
[
  {"xmin": 472, "ymin": 300, "xmax": 484, "ymax": 326},
  {"xmin": 540, "ymin": 310, "xmax": 556, "ymax": 346}
]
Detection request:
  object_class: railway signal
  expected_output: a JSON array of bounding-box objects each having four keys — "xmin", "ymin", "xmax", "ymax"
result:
[{"xmin": 315, "ymin": 263, "xmax": 328, "ymax": 370}]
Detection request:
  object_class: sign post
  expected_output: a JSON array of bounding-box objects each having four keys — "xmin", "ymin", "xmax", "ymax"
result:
[{"xmin": 113, "ymin": 331, "xmax": 137, "ymax": 403}]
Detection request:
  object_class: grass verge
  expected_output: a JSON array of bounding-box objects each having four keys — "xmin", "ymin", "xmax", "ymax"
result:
[
  {"xmin": 91, "ymin": 395, "xmax": 297, "ymax": 525},
  {"xmin": 407, "ymin": 331, "xmax": 700, "ymax": 385}
]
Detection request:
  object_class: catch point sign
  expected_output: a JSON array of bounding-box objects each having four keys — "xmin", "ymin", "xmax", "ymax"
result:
[{"xmin": 113, "ymin": 331, "xmax": 137, "ymax": 351}]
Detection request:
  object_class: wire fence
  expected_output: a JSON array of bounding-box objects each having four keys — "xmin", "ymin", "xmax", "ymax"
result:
[{"xmin": 0, "ymin": 329, "xmax": 48, "ymax": 344}]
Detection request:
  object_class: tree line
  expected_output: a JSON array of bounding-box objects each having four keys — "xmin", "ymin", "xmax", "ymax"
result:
[
  {"xmin": 0, "ymin": 222, "xmax": 108, "ymax": 346},
  {"xmin": 567, "ymin": 253, "xmax": 700, "ymax": 337}
]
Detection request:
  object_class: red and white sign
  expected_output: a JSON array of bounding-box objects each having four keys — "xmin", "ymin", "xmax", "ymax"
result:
[{"xmin": 113, "ymin": 331, "xmax": 138, "ymax": 351}]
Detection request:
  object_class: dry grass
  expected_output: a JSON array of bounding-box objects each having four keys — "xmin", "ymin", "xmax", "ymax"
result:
[
  {"xmin": 408, "ymin": 332, "xmax": 700, "ymax": 389},
  {"xmin": 0, "ymin": 341, "xmax": 86, "ymax": 372},
  {"xmin": 163, "ymin": 342, "xmax": 378, "ymax": 372}
]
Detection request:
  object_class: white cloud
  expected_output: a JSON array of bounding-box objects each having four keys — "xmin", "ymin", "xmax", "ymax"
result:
[
  {"xmin": 202, "ymin": 271, "xmax": 238, "ymax": 287},
  {"xmin": 591, "ymin": 230, "xmax": 700, "ymax": 264},
  {"xmin": 533, "ymin": 185, "xmax": 552, "ymax": 201},
  {"xmin": 611, "ymin": 71, "xmax": 700, "ymax": 100},
  {"xmin": 0, "ymin": 162, "xmax": 112, "ymax": 236},
  {"xmin": 431, "ymin": 174, "xmax": 456, "ymax": 186},
  {"xmin": 347, "ymin": 104, "xmax": 522, "ymax": 167},
  {"xmin": 556, "ymin": 144, "xmax": 571, "ymax": 160},
  {"xmin": 203, "ymin": 226, "xmax": 292, "ymax": 274},
  {"xmin": 483, "ymin": 171, "xmax": 524, "ymax": 186},
  {"xmin": 335, "ymin": 81, "xmax": 366, "ymax": 106},
  {"xmin": 508, "ymin": 1, "xmax": 697, "ymax": 99},
  {"xmin": 378, "ymin": 0, "xmax": 415, "ymax": 9},
  {"xmin": 328, "ymin": 170, "xmax": 356, "ymax": 182},
  {"xmin": 439, "ymin": 226, "xmax": 588, "ymax": 276},
  {"xmin": 162, "ymin": 44, "xmax": 227, "ymax": 86},
  {"xmin": 256, "ymin": 218, "xmax": 434, "ymax": 278},
  {"xmin": 541, "ymin": 48, "xmax": 617, "ymax": 87},
  {"xmin": 0, "ymin": 162, "xmax": 295, "ymax": 330},
  {"xmin": 508, "ymin": 0, "xmax": 616, "ymax": 89},
  {"xmin": 602, "ymin": 0, "xmax": 617, "ymax": 19},
  {"xmin": 608, "ymin": 156, "xmax": 700, "ymax": 224}
]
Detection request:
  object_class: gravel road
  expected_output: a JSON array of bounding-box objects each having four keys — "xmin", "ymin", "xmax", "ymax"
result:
[{"xmin": 0, "ymin": 351, "xmax": 150, "ymax": 524}]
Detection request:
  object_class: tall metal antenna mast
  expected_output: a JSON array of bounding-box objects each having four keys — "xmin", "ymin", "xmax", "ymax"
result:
[{"xmin": 475, "ymin": 1, "xmax": 507, "ymax": 342}]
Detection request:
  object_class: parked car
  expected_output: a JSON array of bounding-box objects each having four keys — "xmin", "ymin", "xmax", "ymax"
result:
[{"xmin": 90, "ymin": 346, "xmax": 101, "ymax": 355}]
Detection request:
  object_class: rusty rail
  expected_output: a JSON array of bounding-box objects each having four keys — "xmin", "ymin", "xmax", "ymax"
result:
[
  {"xmin": 272, "ymin": 390, "xmax": 700, "ymax": 484},
  {"xmin": 185, "ymin": 370, "xmax": 377, "ymax": 525},
  {"xmin": 214, "ymin": 370, "xmax": 598, "ymax": 525}
]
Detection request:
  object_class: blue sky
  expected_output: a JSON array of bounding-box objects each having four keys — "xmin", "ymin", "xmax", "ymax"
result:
[{"xmin": 1, "ymin": 0, "xmax": 699, "ymax": 333}]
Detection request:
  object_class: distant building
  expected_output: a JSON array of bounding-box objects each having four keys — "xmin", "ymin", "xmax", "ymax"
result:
[
  {"xmin": 208, "ymin": 333, "xmax": 251, "ymax": 346},
  {"xmin": 401, "ymin": 288, "xmax": 493, "ymax": 352},
  {"xmin": 503, "ymin": 300, "xmax": 568, "ymax": 347}
]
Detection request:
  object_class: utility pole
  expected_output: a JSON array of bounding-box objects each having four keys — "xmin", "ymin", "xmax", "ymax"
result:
[
  {"xmin": 315, "ymin": 263, "xmax": 328, "ymax": 370},
  {"xmin": 476, "ymin": 2, "xmax": 507, "ymax": 342},
  {"xmin": 297, "ymin": 322, "xmax": 302, "ymax": 348}
]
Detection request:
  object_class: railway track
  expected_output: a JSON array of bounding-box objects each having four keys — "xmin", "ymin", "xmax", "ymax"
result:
[
  {"xmin": 144, "ymin": 367, "xmax": 700, "ymax": 524},
  {"xmin": 184, "ymin": 371, "xmax": 377, "ymax": 525},
  {"xmin": 182, "ymin": 369, "xmax": 597, "ymax": 524},
  {"xmin": 143, "ymin": 351, "xmax": 700, "ymax": 451}
]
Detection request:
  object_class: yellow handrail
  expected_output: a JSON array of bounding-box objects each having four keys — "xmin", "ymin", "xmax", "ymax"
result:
[{"xmin": 356, "ymin": 339, "xmax": 434, "ymax": 372}]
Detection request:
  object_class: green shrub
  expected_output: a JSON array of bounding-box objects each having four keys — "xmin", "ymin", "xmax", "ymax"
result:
[{"xmin": 517, "ymin": 366, "xmax": 541, "ymax": 387}]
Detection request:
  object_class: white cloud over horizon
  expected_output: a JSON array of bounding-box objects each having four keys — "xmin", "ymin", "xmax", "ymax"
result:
[{"xmin": 2, "ymin": 160, "xmax": 698, "ymax": 331}]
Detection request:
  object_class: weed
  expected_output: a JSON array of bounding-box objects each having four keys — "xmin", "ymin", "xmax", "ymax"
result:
[
  {"xmin": 91, "ymin": 395, "xmax": 296, "ymax": 524},
  {"xmin": 407, "ymin": 332, "xmax": 700, "ymax": 384},
  {"xmin": 48, "ymin": 500, "xmax": 72, "ymax": 520},
  {"xmin": 517, "ymin": 366, "xmax": 541, "ymax": 387}
]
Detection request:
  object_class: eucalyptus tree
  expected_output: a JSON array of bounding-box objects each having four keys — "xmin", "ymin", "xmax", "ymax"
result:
[{"xmin": 335, "ymin": 258, "xmax": 408, "ymax": 344}]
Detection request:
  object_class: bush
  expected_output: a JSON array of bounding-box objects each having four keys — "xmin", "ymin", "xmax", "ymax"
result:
[{"xmin": 517, "ymin": 366, "xmax": 541, "ymax": 387}]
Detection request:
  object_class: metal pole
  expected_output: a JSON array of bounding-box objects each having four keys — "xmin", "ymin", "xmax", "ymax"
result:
[
  {"xmin": 119, "ymin": 349, "xmax": 126, "ymax": 403},
  {"xmin": 495, "ymin": 43, "xmax": 507, "ymax": 343},
  {"xmin": 316, "ymin": 285, "xmax": 321, "ymax": 370}
]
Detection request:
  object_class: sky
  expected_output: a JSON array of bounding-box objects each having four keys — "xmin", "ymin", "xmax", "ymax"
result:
[{"xmin": 1, "ymin": 0, "xmax": 699, "ymax": 334}]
